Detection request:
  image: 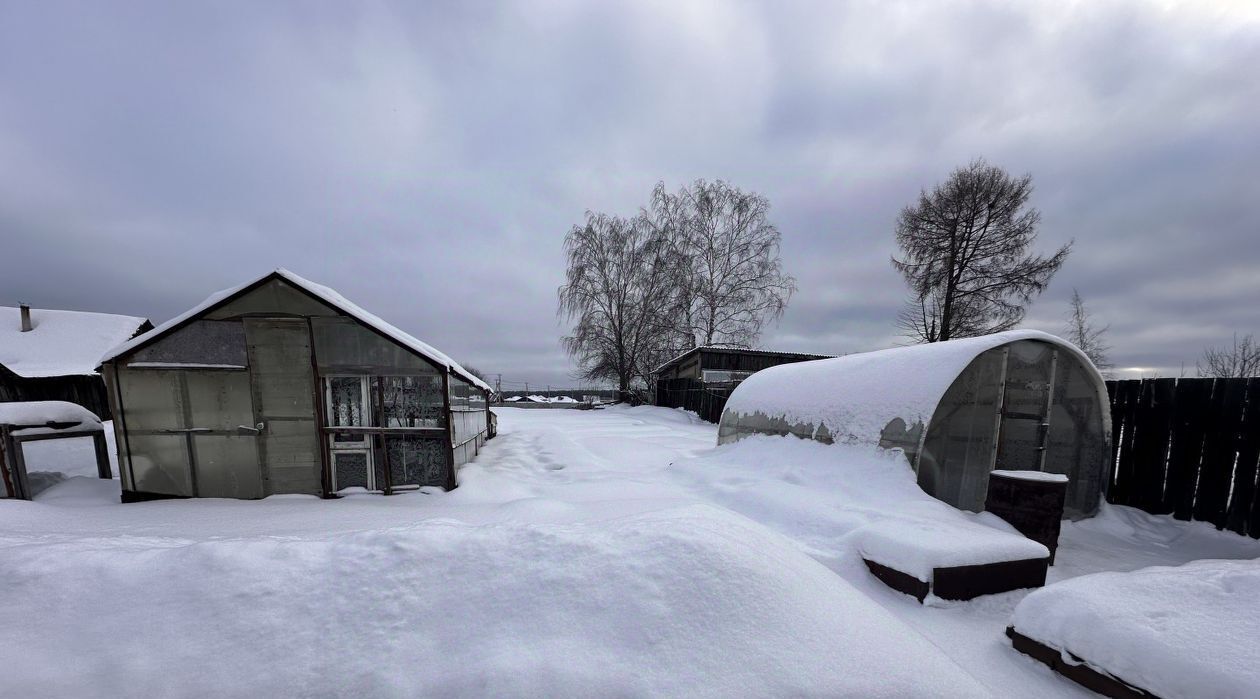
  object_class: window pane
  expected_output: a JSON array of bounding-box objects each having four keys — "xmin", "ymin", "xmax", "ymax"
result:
[
  {"xmin": 386, "ymin": 436, "xmax": 447, "ymax": 487},
  {"xmin": 382, "ymin": 376, "xmax": 444, "ymax": 428},
  {"xmin": 333, "ymin": 451, "xmax": 370, "ymax": 490},
  {"xmin": 328, "ymin": 377, "xmax": 366, "ymax": 443}
]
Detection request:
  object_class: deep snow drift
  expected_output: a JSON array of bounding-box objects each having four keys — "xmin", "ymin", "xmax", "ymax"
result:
[
  {"xmin": 2, "ymin": 405, "xmax": 1258, "ymax": 698},
  {"xmin": 0, "ymin": 493, "xmax": 985, "ymax": 697}
]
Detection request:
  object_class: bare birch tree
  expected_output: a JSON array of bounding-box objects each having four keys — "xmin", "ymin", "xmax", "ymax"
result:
[
  {"xmin": 650, "ymin": 179, "xmax": 796, "ymax": 348},
  {"xmin": 1197, "ymin": 333, "xmax": 1260, "ymax": 378},
  {"xmin": 558, "ymin": 212, "xmax": 683, "ymax": 400},
  {"xmin": 1063, "ymin": 288, "xmax": 1111, "ymax": 374},
  {"xmin": 892, "ymin": 159, "xmax": 1071, "ymax": 342}
]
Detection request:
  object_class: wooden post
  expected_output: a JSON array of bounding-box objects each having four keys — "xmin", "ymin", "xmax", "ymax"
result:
[
  {"xmin": 0, "ymin": 427, "xmax": 15, "ymax": 498},
  {"xmin": 92, "ymin": 431, "xmax": 112, "ymax": 480}
]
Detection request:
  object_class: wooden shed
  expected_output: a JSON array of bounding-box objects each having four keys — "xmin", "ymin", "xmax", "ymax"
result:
[
  {"xmin": 655, "ymin": 346, "xmax": 834, "ymax": 384},
  {"xmin": 0, "ymin": 305, "xmax": 151, "ymax": 420},
  {"xmin": 99, "ymin": 269, "xmax": 492, "ymax": 503}
]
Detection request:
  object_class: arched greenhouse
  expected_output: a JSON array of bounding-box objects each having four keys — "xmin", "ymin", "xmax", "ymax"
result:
[{"xmin": 717, "ymin": 330, "xmax": 1111, "ymax": 518}]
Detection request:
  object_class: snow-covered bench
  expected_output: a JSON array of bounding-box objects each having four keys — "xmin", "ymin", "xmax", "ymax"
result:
[
  {"xmin": 1008, "ymin": 559, "xmax": 1260, "ymax": 699},
  {"xmin": 854, "ymin": 516, "xmax": 1051, "ymax": 603}
]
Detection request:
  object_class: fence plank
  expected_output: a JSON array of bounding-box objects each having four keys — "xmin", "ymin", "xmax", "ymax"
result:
[
  {"xmin": 1225, "ymin": 378, "xmax": 1260, "ymax": 536},
  {"xmin": 1166, "ymin": 378, "xmax": 1211, "ymax": 521},
  {"xmin": 1195, "ymin": 378, "xmax": 1246, "ymax": 528},
  {"xmin": 1114, "ymin": 380, "xmax": 1142, "ymax": 505},
  {"xmin": 1139, "ymin": 378, "xmax": 1176, "ymax": 514}
]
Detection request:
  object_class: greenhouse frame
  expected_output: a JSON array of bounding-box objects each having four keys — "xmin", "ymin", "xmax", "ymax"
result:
[
  {"xmin": 718, "ymin": 330, "xmax": 1111, "ymax": 517},
  {"xmin": 99, "ymin": 269, "xmax": 492, "ymax": 502}
]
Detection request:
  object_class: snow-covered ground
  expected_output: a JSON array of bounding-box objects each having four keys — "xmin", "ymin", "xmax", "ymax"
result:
[
  {"xmin": 1013, "ymin": 559, "xmax": 1260, "ymax": 698},
  {"xmin": 2, "ymin": 405, "xmax": 1258, "ymax": 697}
]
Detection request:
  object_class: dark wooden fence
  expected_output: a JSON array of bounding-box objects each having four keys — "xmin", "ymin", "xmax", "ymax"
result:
[
  {"xmin": 1105, "ymin": 377, "xmax": 1260, "ymax": 538},
  {"xmin": 655, "ymin": 378, "xmax": 736, "ymax": 424}
]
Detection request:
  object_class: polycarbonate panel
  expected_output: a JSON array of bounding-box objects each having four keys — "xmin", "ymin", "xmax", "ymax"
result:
[
  {"xmin": 451, "ymin": 408, "xmax": 488, "ymax": 447},
  {"xmin": 311, "ymin": 317, "xmax": 438, "ymax": 374},
  {"xmin": 193, "ymin": 435, "xmax": 262, "ymax": 498},
  {"xmin": 995, "ymin": 340, "xmax": 1055, "ymax": 473},
  {"xmin": 128, "ymin": 320, "xmax": 247, "ymax": 367},
  {"xmin": 1044, "ymin": 353, "xmax": 1107, "ymax": 516},
  {"xmin": 918, "ymin": 347, "xmax": 1004, "ymax": 512},
  {"xmin": 185, "ymin": 370, "xmax": 254, "ymax": 430},
  {"xmin": 716, "ymin": 409, "xmax": 827, "ymax": 445},
  {"xmin": 127, "ymin": 434, "xmax": 193, "ymax": 496},
  {"xmin": 386, "ymin": 436, "xmax": 447, "ymax": 487},
  {"xmin": 204, "ymin": 278, "xmax": 338, "ymax": 320},
  {"xmin": 117, "ymin": 369, "xmax": 183, "ymax": 431}
]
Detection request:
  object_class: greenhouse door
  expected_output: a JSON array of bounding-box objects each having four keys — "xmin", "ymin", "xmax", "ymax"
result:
[
  {"xmin": 326, "ymin": 376, "xmax": 375, "ymax": 491},
  {"xmin": 245, "ymin": 319, "xmax": 323, "ymax": 496},
  {"xmin": 187, "ymin": 369, "xmax": 264, "ymax": 499},
  {"xmin": 995, "ymin": 341, "xmax": 1057, "ymax": 472}
]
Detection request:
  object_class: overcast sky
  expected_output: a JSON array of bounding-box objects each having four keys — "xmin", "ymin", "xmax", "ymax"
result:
[{"xmin": 2, "ymin": 1, "xmax": 1258, "ymax": 388}]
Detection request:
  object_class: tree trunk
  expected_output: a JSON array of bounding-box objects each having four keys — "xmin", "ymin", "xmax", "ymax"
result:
[{"xmin": 938, "ymin": 221, "xmax": 959, "ymax": 342}]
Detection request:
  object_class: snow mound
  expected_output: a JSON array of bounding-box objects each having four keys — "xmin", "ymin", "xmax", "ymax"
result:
[
  {"xmin": 0, "ymin": 503, "xmax": 988, "ymax": 698},
  {"xmin": 670, "ymin": 434, "xmax": 1032, "ymax": 565},
  {"xmin": 854, "ymin": 515, "xmax": 1048, "ymax": 583},
  {"xmin": 1011, "ymin": 559, "xmax": 1260, "ymax": 699}
]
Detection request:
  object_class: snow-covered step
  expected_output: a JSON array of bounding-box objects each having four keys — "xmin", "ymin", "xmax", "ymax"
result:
[{"xmin": 854, "ymin": 516, "xmax": 1051, "ymax": 603}]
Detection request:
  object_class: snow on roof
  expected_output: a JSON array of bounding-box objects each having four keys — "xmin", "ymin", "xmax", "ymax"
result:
[
  {"xmin": 722, "ymin": 330, "xmax": 1107, "ymax": 448},
  {"xmin": 100, "ymin": 269, "xmax": 491, "ymax": 392},
  {"xmin": 0, "ymin": 400, "xmax": 103, "ymax": 435},
  {"xmin": 0, "ymin": 306, "xmax": 148, "ymax": 378},
  {"xmin": 654, "ymin": 345, "xmax": 834, "ymax": 374}
]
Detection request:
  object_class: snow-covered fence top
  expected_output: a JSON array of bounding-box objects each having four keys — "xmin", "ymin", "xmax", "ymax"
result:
[{"xmin": 722, "ymin": 329, "xmax": 1105, "ymax": 449}]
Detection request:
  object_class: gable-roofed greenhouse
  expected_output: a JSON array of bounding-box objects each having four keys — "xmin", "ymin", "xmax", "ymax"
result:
[
  {"xmin": 718, "ymin": 330, "xmax": 1111, "ymax": 517},
  {"xmin": 99, "ymin": 269, "xmax": 491, "ymax": 502}
]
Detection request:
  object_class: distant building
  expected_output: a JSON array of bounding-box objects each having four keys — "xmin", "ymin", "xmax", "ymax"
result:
[
  {"xmin": 0, "ymin": 305, "xmax": 152, "ymax": 420},
  {"xmin": 99, "ymin": 269, "xmax": 492, "ymax": 503},
  {"xmin": 654, "ymin": 346, "xmax": 833, "ymax": 422},
  {"xmin": 655, "ymin": 346, "xmax": 834, "ymax": 385}
]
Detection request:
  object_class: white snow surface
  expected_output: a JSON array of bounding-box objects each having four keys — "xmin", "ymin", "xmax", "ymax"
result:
[
  {"xmin": 4, "ymin": 406, "xmax": 1259, "ymax": 697},
  {"xmin": 0, "ymin": 305, "xmax": 146, "ymax": 377},
  {"xmin": 0, "ymin": 400, "xmax": 102, "ymax": 435},
  {"xmin": 1011, "ymin": 559, "xmax": 1260, "ymax": 699},
  {"xmin": 854, "ymin": 516, "xmax": 1049, "ymax": 583},
  {"xmin": 98, "ymin": 269, "xmax": 490, "ymax": 391},
  {"xmin": 721, "ymin": 329, "xmax": 1106, "ymax": 447}
]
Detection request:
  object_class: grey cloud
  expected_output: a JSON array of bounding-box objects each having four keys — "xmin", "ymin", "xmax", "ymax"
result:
[{"xmin": 1, "ymin": 1, "xmax": 1257, "ymax": 385}]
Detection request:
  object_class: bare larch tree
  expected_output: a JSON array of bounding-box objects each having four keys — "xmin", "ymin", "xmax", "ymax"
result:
[
  {"xmin": 892, "ymin": 159, "xmax": 1071, "ymax": 342},
  {"xmin": 558, "ymin": 212, "xmax": 683, "ymax": 399},
  {"xmin": 650, "ymin": 179, "xmax": 796, "ymax": 348},
  {"xmin": 1063, "ymin": 288, "xmax": 1112, "ymax": 374},
  {"xmin": 1197, "ymin": 333, "xmax": 1260, "ymax": 378}
]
